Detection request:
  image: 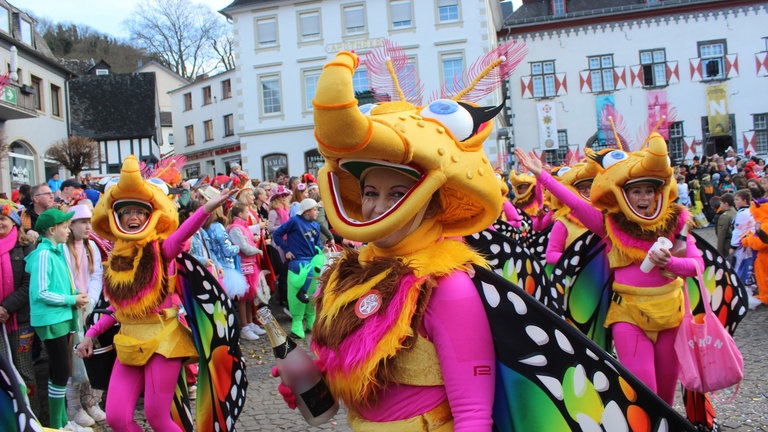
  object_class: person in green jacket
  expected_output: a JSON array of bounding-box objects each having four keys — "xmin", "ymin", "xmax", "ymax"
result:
[{"xmin": 26, "ymin": 208, "xmax": 90, "ymax": 431}]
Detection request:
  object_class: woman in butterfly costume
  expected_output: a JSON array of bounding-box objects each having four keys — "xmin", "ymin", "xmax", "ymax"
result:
[
  {"xmin": 271, "ymin": 40, "xmax": 526, "ymax": 431},
  {"xmin": 517, "ymin": 135, "xmax": 704, "ymax": 406},
  {"xmin": 75, "ymin": 156, "xmax": 239, "ymax": 432}
]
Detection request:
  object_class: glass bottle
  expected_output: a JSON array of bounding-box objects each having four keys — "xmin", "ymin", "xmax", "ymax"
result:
[
  {"xmin": 257, "ymin": 307, "xmax": 338, "ymax": 425},
  {"xmin": 669, "ymin": 222, "xmax": 690, "ymax": 257}
]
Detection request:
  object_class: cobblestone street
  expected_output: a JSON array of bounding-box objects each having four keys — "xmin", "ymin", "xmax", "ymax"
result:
[{"xmin": 40, "ymin": 227, "xmax": 767, "ymax": 431}]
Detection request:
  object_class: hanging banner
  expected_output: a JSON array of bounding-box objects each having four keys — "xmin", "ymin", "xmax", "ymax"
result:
[
  {"xmin": 536, "ymin": 101, "xmax": 559, "ymax": 150},
  {"xmin": 595, "ymin": 95, "xmax": 615, "ymax": 146},
  {"xmin": 706, "ymin": 84, "xmax": 730, "ymax": 136},
  {"xmin": 647, "ymin": 90, "xmax": 669, "ymax": 140}
]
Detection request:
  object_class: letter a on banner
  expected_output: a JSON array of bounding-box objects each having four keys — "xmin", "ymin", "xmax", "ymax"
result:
[{"xmin": 706, "ymin": 84, "xmax": 730, "ymax": 136}]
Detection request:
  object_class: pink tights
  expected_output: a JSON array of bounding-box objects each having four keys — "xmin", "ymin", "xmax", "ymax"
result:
[
  {"xmin": 106, "ymin": 354, "xmax": 182, "ymax": 432},
  {"xmin": 612, "ymin": 322, "xmax": 679, "ymax": 405}
]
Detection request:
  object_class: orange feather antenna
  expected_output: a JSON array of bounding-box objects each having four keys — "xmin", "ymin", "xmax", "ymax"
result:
[
  {"xmin": 150, "ymin": 155, "xmax": 187, "ymax": 187},
  {"xmin": 364, "ymin": 39, "xmax": 424, "ymax": 105},
  {"xmin": 442, "ymin": 40, "xmax": 527, "ymax": 102},
  {"xmin": 599, "ymin": 104, "xmax": 629, "ymax": 151}
]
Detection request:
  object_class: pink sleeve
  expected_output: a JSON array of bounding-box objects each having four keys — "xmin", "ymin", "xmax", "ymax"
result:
[
  {"xmin": 163, "ymin": 206, "xmax": 210, "ymax": 260},
  {"xmin": 532, "ymin": 210, "xmax": 553, "ymax": 231},
  {"xmin": 538, "ymin": 171, "xmax": 605, "ymax": 236},
  {"xmin": 546, "ymin": 220, "xmax": 567, "ymax": 265},
  {"xmin": 502, "ymin": 201, "xmax": 522, "ymax": 228},
  {"xmin": 84, "ymin": 306, "xmax": 117, "ymax": 338},
  {"xmin": 423, "ymin": 271, "xmax": 495, "ymax": 431},
  {"xmin": 664, "ymin": 235, "xmax": 705, "ymax": 277}
]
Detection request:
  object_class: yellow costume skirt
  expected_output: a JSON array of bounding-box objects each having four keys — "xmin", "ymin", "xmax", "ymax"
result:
[
  {"xmin": 348, "ymin": 401, "xmax": 454, "ymax": 432},
  {"xmin": 605, "ymin": 279, "xmax": 684, "ymax": 342},
  {"xmin": 114, "ymin": 307, "xmax": 198, "ymax": 365}
]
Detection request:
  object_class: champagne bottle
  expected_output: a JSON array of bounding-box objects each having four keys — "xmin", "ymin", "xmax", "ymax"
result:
[{"xmin": 257, "ymin": 307, "xmax": 338, "ymax": 425}]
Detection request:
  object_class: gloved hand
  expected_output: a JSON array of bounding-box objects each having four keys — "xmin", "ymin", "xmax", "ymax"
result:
[{"xmin": 270, "ymin": 359, "xmax": 327, "ymax": 410}]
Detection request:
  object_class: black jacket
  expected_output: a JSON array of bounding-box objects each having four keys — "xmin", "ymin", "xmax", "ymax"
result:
[{"xmin": 2, "ymin": 240, "xmax": 35, "ymax": 324}]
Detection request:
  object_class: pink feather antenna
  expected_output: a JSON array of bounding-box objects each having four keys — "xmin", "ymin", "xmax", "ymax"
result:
[
  {"xmin": 364, "ymin": 39, "xmax": 424, "ymax": 105},
  {"xmin": 442, "ymin": 40, "xmax": 527, "ymax": 102}
]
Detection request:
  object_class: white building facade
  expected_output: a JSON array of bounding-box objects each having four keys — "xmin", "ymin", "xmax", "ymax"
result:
[
  {"xmin": 135, "ymin": 61, "xmax": 190, "ymax": 158},
  {"xmin": 221, "ymin": 0, "xmax": 507, "ymax": 181},
  {"xmin": 500, "ymin": 0, "xmax": 768, "ymax": 168},
  {"xmin": 170, "ymin": 69, "xmax": 240, "ymax": 179},
  {"xmin": 0, "ymin": 0, "xmax": 71, "ymax": 193}
]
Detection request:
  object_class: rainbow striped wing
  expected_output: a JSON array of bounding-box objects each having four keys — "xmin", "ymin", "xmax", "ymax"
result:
[
  {"xmin": 471, "ymin": 266, "xmax": 695, "ymax": 432},
  {"xmin": 550, "ymin": 232, "xmax": 613, "ymax": 351},
  {"xmin": 177, "ymin": 253, "xmax": 248, "ymax": 432},
  {"xmin": 466, "ymin": 228, "xmax": 562, "ymax": 316}
]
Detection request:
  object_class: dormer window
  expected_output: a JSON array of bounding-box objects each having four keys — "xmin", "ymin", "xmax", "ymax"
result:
[
  {"xmin": 20, "ymin": 18, "xmax": 32, "ymax": 45},
  {"xmin": 552, "ymin": 0, "xmax": 566, "ymax": 17},
  {"xmin": 95, "ymin": 69, "xmax": 109, "ymax": 76},
  {"xmin": 0, "ymin": 7, "xmax": 9, "ymax": 34}
]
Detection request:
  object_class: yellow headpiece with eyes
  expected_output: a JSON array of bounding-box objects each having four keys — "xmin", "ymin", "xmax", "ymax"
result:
[
  {"xmin": 315, "ymin": 41, "xmax": 526, "ymax": 242},
  {"xmin": 587, "ymin": 133, "xmax": 677, "ymax": 228},
  {"xmin": 549, "ymin": 161, "xmax": 599, "ymax": 218},
  {"xmin": 92, "ymin": 155, "xmax": 179, "ymax": 243}
]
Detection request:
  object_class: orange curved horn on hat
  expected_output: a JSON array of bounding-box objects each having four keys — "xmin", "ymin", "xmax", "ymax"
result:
[{"xmin": 642, "ymin": 133, "xmax": 670, "ymax": 174}]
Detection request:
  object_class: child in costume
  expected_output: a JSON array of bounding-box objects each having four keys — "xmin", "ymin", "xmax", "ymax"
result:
[
  {"xmin": 63, "ymin": 204, "xmax": 107, "ymax": 428},
  {"xmin": 227, "ymin": 202, "xmax": 266, "ymax": 340},
  {"xmin": 273, "ymin": 39, "xmax": 525, "ymax": 430},
  {"xmin": 272, "ymin": 198, "xmax": 322, "ymax": 338},
  {"xmin": 509, "ymin": 170, "xmax": 552, "ymax": 230},
  {"xmin": 27, "ymin": 208, "xmax": 91, "ymax": 431},
  {"xmin": 516, "ymin": 134, "xmax": 704, "ymax": 406},
  {"xmin": 740, "ymin": 197, "xmax": 768, "ymax": 305},
  {"xmin": 75, "ymin": 156, "xmax": 236, "ymax": 432}
]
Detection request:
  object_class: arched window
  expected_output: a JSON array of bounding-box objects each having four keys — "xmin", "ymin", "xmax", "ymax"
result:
[
  {"xmin": 304, "ymin": 149, "xmax": 324, "ymax": 178},
  {"xmin": 262, "ymin": 153, "xmax": 288, "ymax": 182},
  {"xmin": 9, "ymin": 140, "xmax": 35, "ymax": 188}
]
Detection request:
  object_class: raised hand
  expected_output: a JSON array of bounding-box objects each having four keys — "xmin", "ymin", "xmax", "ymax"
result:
[{"xmin": 514, "ymin": 148, "xmax": 543, "ymax": 176}]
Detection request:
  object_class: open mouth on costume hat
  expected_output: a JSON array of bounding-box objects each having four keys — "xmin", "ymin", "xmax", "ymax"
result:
[
  {"xmin": 621, "ymin": 178, "xmax": 664, "ymax": 220},
  {"xmin": 574, "ymin": 179, "xmax": 593, "ymax": 201},
  {"xmin": 329, "ymin": 160, "xmax": 425, "ymax": 228},
  {"xmin": 113, "ymin": 200, "xmax": 152, "ymax": 234}
]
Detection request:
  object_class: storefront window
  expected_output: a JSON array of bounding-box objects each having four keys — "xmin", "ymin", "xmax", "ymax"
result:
[
  {"xmin": 304, "ymin": 149, "xmax": 324, "ymax": 178},
  {"xmin": 9, "ymin": 140, "xmax": 35, "ymax": 188},
  {"xmin": 262, "ymin": 153, "xmax": 288, "ymax": 182}
]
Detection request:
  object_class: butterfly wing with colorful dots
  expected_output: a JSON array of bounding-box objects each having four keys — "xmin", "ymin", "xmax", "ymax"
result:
[
  {"xmin": 550, "ymin": 232, "xmax": 614, "ymax": 351},
  {"xmin": 176, "ymin": 252, "xmax": 248, "ymax": 432},
  {"xmin": 466, "ymin": 228, "xmax": 562, "ymax": 316},
  {"xmin": 0, "ymin": 330, "xmax": 43, "ymax": 432},
  {"xmin": 471, "ymin": 265, "xmax": 695, "ymax": 431}
]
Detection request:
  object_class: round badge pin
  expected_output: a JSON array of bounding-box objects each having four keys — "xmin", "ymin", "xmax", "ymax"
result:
[{"xmin": 355, "ymin": 290, "xmax": 382, "ymax": 319}]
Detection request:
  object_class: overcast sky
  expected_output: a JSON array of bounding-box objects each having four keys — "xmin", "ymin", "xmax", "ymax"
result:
[{"xmin": 21, "ymin": 0, "xmax": 523, "ymax": 40}]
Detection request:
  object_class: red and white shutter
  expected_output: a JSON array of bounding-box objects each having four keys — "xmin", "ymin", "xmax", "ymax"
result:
[
  {"xmin": 630, "ymin": 65, "xmax": 644, "ymax": 88},
  {"xmin": 689, "ymin": 58, "xmax": 702, "ymax": 82},
  {"xmin": 613, "ymin": 66, "xmax": 627, "ymax": 90},
  {"xmin": 555, "ymin": 73, "xmax": 567, "ymax": 96},
  {"xmin": 666, "ymin": 61, "xmax": 679, "ymax": 84},
  {"xmin": 725, "ymin": 54, "xmax": 739, "ymax": 78},
  {"xmin": 521, "ymin": 76, "xmax": 533, "ymax": 99},
  {"xmin": 742, "ymin": 131, "xmax": 756, "ymax": 156},
  {"xmin": 579, "ymin": 70, "xmax": 592, "ymax": 93},
  {"xmin": 756, "ymin": 52, "xmax": 768, "ymax": 77}
]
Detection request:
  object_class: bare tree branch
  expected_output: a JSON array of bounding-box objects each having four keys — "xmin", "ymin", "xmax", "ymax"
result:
[
  {"xmin": 46, "ymin": 136, "xmax": 98, "ymax": 178},
  {"xmin": 125, "ymin": 0, "xmax": 233, "ymax": 80}
]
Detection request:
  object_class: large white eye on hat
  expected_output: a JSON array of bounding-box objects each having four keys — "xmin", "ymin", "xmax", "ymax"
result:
[
  {"xmin": 420, "ymin": 99, "xmax": 473, "ymax": 141},
  {"xmin": 555, "ymin": 167, "xmax": 571, "ymax": 177},
  {"xmin": 600, "ymin": 150, "xmax": 629, "ymax": 169},
  {"xmin": 147, "ymin": 177, "xmax": 170, "ymax": 195}
]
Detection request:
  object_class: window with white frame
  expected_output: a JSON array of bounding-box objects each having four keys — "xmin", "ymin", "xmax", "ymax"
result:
[
  {"xmin": 51, "ymin": 84, "xmax": 61, "ymax": 117},
  {"xmin": 20, "ymin": 19, "xmax": 32, "ymax": 45},
  {"xmin": 352, "ymin": 68, "xmax": 369, "ymax": 94},
  {"xmin": 669, "ymin": 121, "xmax": 684, "ymax": 164},
  {"xmin": 437, "ymin": 0, "xmax": 459, "ymax": 22},
  {"xmin": 343, "ymin": 4, "xmax": 366, "ymax": 35},
  {"xmin": 588, "ymin": 54, "xmax": 614, "ymax": 92},
  {"xmin": 256, "ymin": 16, "xmax": 278, "ymax": 48},
  {"xmin": 390, "ymin": 0, "xmax": 413, "ymax": 29},
  {"xmin": 303, "ymin": 69, "xmax": 321, "ymax": 112},
  {"xmin": 204, "ymin": 120, "xmax": 213, "ymax": 141},
  {"xmin": 0, "ymin": 7, "xmax": 9, "ymax": 33},
  {"xmin": 299, "ymin": 10, "xmax": 321, "ymax": 42},
  {"xmin": 260, "ymin": 75, "xmax": 282, "ymax": 115},
  {"xmin": 699, "ymin": 40, "xmax": 726, "ymax": 80},
  {"xmin": 640, "ymin": 49, "xmax": 667, "ymax": 87},
  {"xmin": 185, "ymin": 125, "xmax": 195, "ymax": 146},
  {"xmin": 224, "ymin": 114, "xmax": 234, "ymax": 137},
  {"xmin": 755, "ymin": 113, "xmax": 768, "ymax": 154},
  {"xmin": 552, "ymin": 0, "xmax": 566, "ymax": 16},
  {"xmin": 441, "ymin": 53, "xmax": 464, "ymax": 94},
  {"xmin": 531, "ymin": 60, "xmax": 556, "ymax": 98}
]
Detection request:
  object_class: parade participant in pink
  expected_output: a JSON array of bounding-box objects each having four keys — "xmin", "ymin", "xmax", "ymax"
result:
[
  {"xmin": 76, "ymin": 156, "xmax": 235, "ymax": 432},
  {"xmin": 516, "ymin": 135, "xmax": 704, "ymax": 405}
]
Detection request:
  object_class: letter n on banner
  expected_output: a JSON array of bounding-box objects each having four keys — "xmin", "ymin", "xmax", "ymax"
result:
[
  {"xmin": 536, "ymin": 101, "xmax": 559, "ymax": 150},
  {"xmin": 706, "ymin": 84, "xmax": 730, "ymax": 136}
]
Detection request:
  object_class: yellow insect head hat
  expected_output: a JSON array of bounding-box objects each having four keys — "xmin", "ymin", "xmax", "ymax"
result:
[
  {"xmin": 587, "ymin": 133, "xmax": 677, "ymax": 227},
  {"xmin": 314, "ymin": 40, "xmax": 527, "ymax": 243},
  {"xmin": 92, "ymin": 155, "xmax": 179, "ymax": 242}
]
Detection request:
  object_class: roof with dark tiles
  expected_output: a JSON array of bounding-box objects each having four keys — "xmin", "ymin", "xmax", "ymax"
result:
[{"xmin": 69, "ymin": 73, "xmax": 158, "ymax": 140}]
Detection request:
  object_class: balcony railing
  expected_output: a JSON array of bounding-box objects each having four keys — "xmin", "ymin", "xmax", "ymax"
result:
[{"xmin": 0, "ymin": 82, "xmax": 38, "ymax": 120}]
